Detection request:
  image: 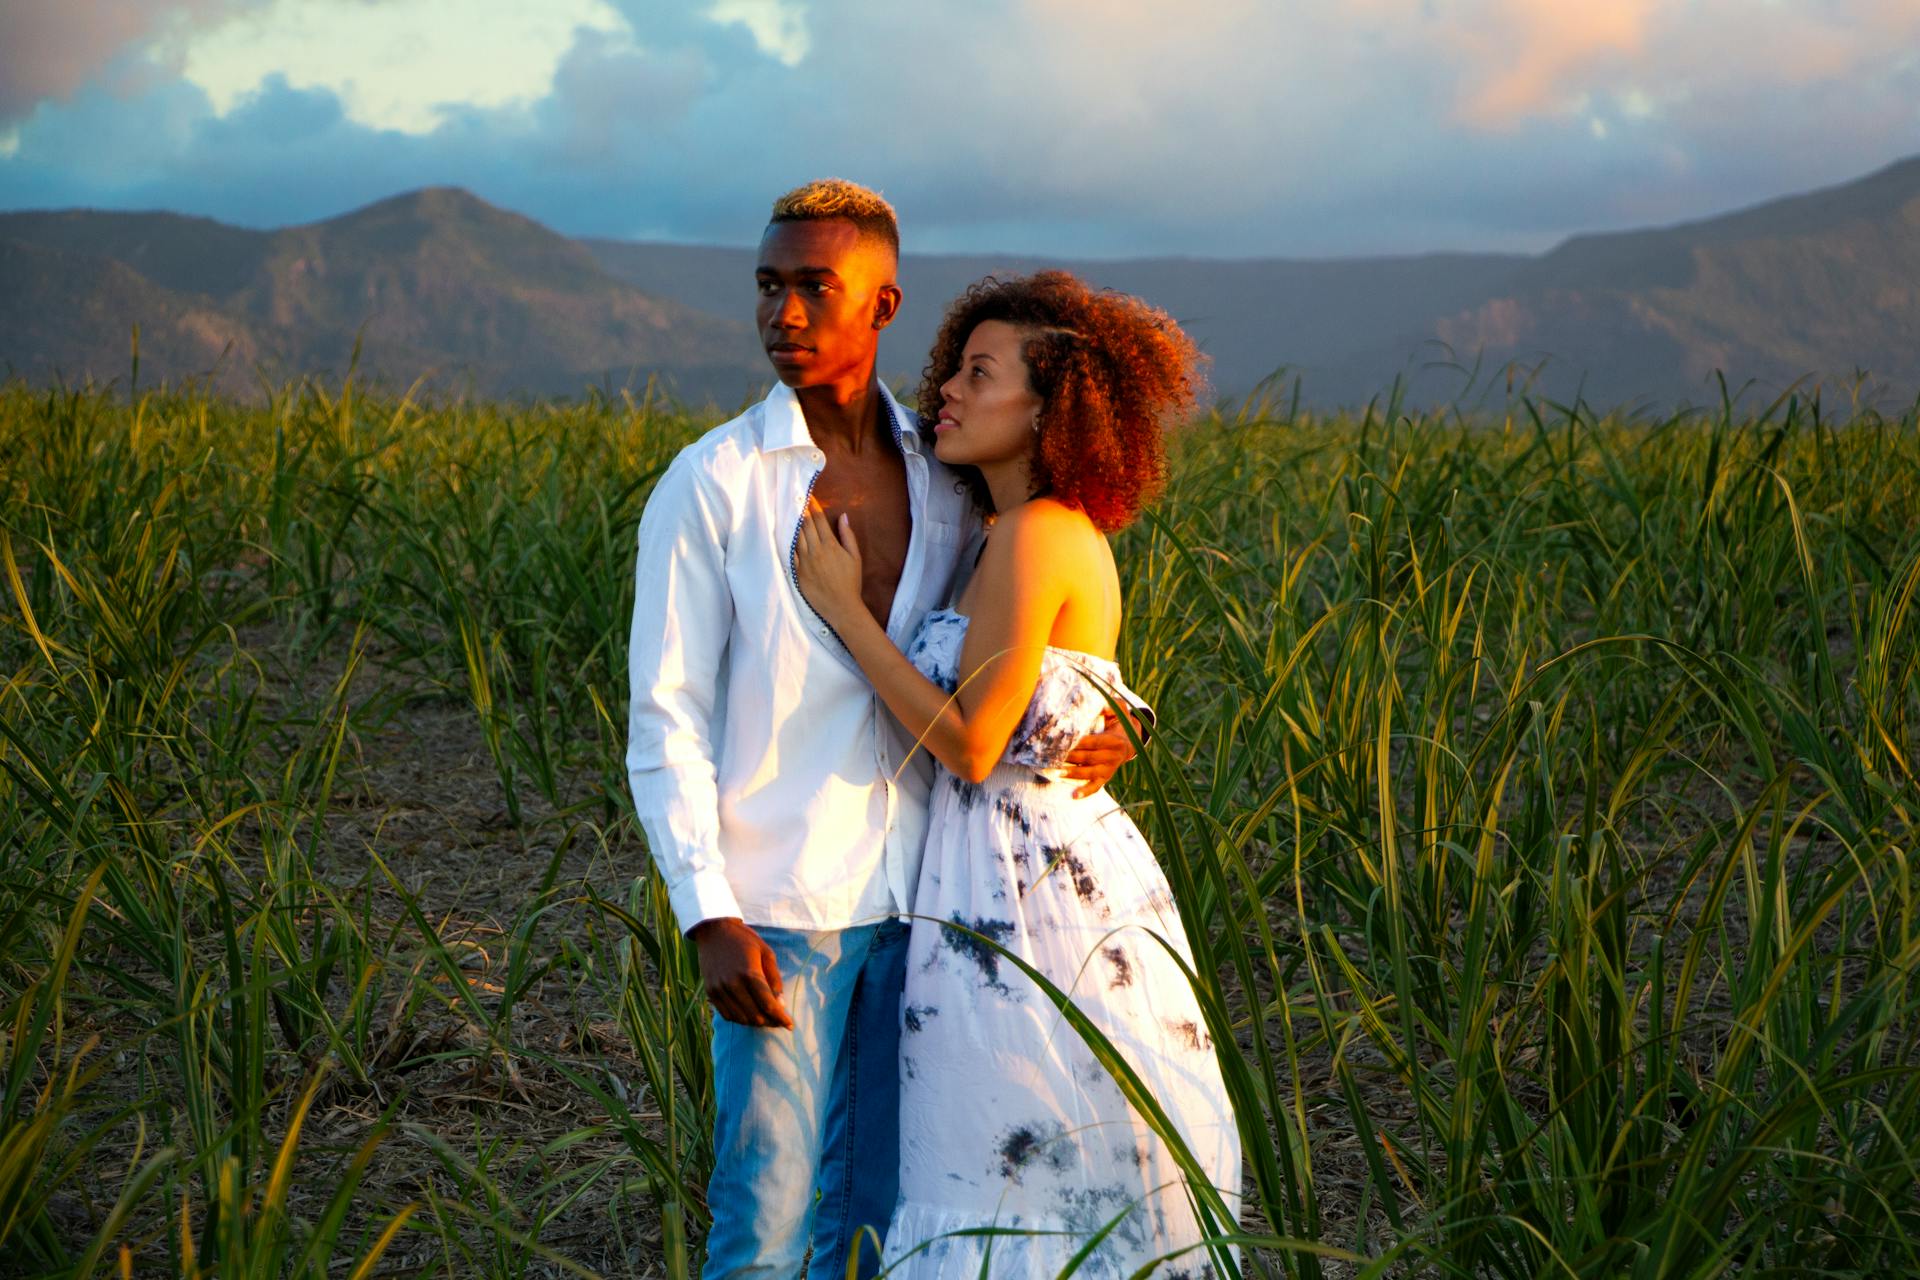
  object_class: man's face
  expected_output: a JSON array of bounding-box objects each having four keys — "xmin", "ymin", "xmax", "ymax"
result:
[{"xmin": 755, "ymin": 219, "xmax": 900, "ymax": 389}]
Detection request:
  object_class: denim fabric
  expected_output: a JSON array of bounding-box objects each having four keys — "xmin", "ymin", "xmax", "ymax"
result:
[{"xmin": 703, "ymin": 919, "xmax": 909, "ymax": 1279}]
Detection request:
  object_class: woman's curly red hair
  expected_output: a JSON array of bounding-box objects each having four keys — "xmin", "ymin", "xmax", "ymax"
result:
[{"xmin": 916, "ymin": 271, "xmax": 1205, "ymax": 532}]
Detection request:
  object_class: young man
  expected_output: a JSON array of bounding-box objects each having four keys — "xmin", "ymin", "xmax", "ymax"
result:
[{"xmin": 626, "ymin": 180, "xmax": 1136, "ymax": 1277}]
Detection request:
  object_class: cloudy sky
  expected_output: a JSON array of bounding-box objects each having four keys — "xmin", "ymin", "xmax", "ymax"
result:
[{"xmin": 1, "ymin": 0, "xmax": 1917, "ymax": 258}]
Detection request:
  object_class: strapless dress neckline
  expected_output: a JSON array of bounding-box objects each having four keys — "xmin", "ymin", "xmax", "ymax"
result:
[{"xmin": 921, "ymin": 606, "xmax": 1121, "ymax": 672}]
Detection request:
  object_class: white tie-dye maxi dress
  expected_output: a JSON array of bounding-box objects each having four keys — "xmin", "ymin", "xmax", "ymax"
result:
[{"xmin": 882, "ymin": 609, "xmax": 1241, "ymax": 1279}]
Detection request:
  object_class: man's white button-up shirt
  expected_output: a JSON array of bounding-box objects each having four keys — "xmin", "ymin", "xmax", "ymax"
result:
[{"xmin": 626, "ymin": 380, "xmax": 979, "ymax": 934}]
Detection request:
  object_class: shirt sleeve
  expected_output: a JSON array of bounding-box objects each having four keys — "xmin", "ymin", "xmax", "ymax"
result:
[{"xmin": 626, "ymin": 451, "xmax": 742, "ymax": 934}]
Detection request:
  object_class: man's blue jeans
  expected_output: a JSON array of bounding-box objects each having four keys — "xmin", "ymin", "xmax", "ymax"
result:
[{"xmin": 703, "ymin": 919, "xmax": 909, "ymax": 1279}]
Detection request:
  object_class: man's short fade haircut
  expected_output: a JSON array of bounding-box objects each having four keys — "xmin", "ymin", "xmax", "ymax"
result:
[{"xmin": 769, "ymin": 179, "xmax": 900, "ymax": 259}]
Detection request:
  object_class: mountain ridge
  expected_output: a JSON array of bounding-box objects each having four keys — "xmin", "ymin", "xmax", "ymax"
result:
[
  {"xmin": 5, "ymin": 157, "xmax": 1917, "ymax": 407},
  {"xmin": 0, "ymin": 187, "xmax": 762, "ymax": 399}
]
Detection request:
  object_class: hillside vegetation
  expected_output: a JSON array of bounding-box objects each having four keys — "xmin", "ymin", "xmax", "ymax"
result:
[{"xmin": 0, "ymin": 191, "xmax": 763, "ymax": 400}]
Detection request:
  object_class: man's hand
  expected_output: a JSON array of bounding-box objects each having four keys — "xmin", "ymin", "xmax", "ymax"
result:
[
  {"xmin": 688, "ymin": 918, "xmax": 793, "ymax": 1029},
  {"xmin": 1063, "ymin": 707, "xmax": 1144, "ymax": 799}
]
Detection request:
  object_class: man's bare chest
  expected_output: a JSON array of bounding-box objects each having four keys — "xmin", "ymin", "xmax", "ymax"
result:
[{"xmin": 811, "ymin": 456, "xmax": 912, "ymax": 625}]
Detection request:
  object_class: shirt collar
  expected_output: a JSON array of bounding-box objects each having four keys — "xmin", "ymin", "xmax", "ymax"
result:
[{"xmin": 760, "ymin": 379, "xmax": 925, "ymax": 456}]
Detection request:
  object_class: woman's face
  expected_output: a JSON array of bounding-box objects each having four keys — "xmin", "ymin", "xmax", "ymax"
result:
[{"xmin": 932, "ymin": 320, "xmax": 1043, "ymax": 469}]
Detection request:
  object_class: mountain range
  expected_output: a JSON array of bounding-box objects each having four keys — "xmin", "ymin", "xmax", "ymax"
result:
[{"xmin": 4, "ymin": 155, "xmax": 1918, "ymax": 409}]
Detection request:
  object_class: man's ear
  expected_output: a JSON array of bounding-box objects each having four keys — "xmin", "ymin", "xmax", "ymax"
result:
[{"xmin": 872, "ymin": 282, "xmax": 903, "ymax": 331}]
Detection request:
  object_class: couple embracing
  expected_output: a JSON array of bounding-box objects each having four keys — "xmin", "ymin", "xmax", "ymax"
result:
[{"xmin": 626, "ymin": 179, "xmax": 1240, "ymax": 1278}]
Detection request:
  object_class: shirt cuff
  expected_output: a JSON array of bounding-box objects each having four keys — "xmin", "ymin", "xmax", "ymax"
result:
[{"xmin": 668, "ymin": 867, "xmax": 744, "ymax": 936}]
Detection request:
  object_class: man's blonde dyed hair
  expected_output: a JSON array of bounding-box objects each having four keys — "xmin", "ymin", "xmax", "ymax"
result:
[{"xmin": 769, "ymin": 178, "xmax": 899, "ymax": 257}]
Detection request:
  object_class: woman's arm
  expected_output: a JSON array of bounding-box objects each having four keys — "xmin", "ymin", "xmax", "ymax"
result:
[{"xmin": 794, "ymin": 502, "xmax": 1070, "ymax": 782}]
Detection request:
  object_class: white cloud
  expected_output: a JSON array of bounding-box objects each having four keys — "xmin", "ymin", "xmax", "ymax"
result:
[
  {"xmin": 705, "ymin": 0, "xmax": 809, "ymax": 67},
  {"xmin": 173, "ymin": 0, "xmax": 634, "ymax": 134},
  {"xmin": 1617, "ymin": 88, "xmax": 1657, "ymax": 120}
]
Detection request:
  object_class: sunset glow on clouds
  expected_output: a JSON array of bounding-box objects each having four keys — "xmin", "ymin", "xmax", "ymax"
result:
[
  {"xmin": 1445, "ymin": 0, "xmax": 1657, "ymax": 127},
  {"xmin": 1428, "ymin": 0, "xmax": 1920, "ymax": 132},
  {"xmin": 0, "ymin": 0, "xmax": 1915, "ymax": 256}
]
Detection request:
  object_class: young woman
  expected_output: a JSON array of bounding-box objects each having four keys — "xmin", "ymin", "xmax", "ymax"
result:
[{"xmin": 794, "ymin": 271, "xmax": 1240, "ymax": 1276}]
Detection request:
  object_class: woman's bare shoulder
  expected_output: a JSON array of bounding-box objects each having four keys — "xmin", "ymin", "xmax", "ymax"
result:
[
  {"xmin": 982, "ymin": 498, "xmax": 1107, "ymax": 583},
  {"xmin": 992, "ymin": 496, "xmax": 1099, "ymax": 539},
  {"xmin": 988, "ymin": 499, "xmax": 1097, "ymax": 550}
]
